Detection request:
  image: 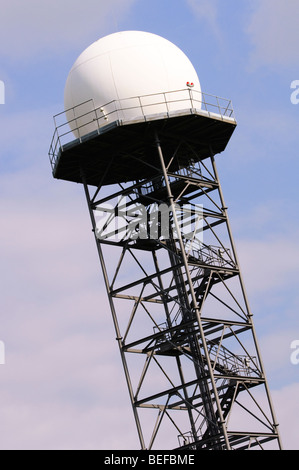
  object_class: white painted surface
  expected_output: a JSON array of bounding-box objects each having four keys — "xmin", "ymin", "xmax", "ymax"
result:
[{"xmin": 64, "ymin": 31, "xmax": 201, "ymax": 137}]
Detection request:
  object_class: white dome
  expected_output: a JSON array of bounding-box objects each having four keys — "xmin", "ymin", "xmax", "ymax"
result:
[{"xmin": 64, "ymin": 31, "xmax": 201, "ymax": 137}]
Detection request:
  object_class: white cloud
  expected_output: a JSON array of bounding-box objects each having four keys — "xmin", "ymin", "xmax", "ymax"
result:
[
  {"xmin": 246, "ymin": 0, "xmax": 299, "ymax": 68},
  {"xmin": 237, "ymin": 234, "xmax": 299, "ymax": 294},
  {"xmin": 260, "ymin": 329, "xmax": 299, "ymax": 377},
  {"xmin": 272, "ymin": 383, "xmax": 299, "ymax": 449},
  {"xmin": 186, "ymin": 0, "xmax": 222, "ymax": 42},
  {"xmin": 0, "ymin": 0, "xmax": 137, "ymax": 61},
  {"xmin": 0, "ymin": 162, "xmax": 138, "ymax": 449}
]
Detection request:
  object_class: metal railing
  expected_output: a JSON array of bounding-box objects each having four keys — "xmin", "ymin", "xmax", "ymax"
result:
[
  {"xmin": 153, "ymin": 320, "xmax": 258, "ymax": 378},
  {"xmin": 49, "ymin": 89, "xmax": 235, "ymax": 172},
  {"xmin": 208, "ymin": 343, "xmax": 259, "ymax": 377},
  {"xmin": 139, "ymin": 161, "xmax": 203, "ymax": 197},
  {"xmin": 188, "ymin": 243, "xmax": 235, "ymax": 269}
]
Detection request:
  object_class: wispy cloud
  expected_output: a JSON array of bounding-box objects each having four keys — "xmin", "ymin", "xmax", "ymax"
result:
[
  {"xmin": 0, "ymin": 0, "xmax": 137, "ymax": 61},
  {"xmin": 272, "ymin": 384, "xmax": 299, "ymax": 449},
  {"xmin": 0, "ymin": 160, "xmax": 137, "ymax": 448},
  {"xmin": 186, "ymin": 0, "xmax": 222, "ymax": 42},
  {"xmin": 246, "ymin": 0, "xmax": 299, "ymax": 68},
  {"xmin": 237, "ymin": 233, "xmax": 299, "ymax": 294}
]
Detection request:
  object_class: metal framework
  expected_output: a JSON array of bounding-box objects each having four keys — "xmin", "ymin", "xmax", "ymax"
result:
[{"xmin": 49, "ymin": 91, "xmax": 282, "ymax": 450}]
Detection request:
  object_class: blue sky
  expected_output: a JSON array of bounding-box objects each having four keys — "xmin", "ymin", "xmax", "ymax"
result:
[{"xmin": 0, "ymin": 0, "xmax": 298, "ymax": 450}]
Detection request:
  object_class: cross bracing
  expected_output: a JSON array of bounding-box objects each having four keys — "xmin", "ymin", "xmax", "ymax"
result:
[{"xmin": 80, "ymin": 133, "xmax": 281, "ymax": 450}]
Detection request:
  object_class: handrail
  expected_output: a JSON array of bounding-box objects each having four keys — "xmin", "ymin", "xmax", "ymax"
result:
[{"xmin": 49, "ymin": 89, "xmax": 235, "ymax": 171}]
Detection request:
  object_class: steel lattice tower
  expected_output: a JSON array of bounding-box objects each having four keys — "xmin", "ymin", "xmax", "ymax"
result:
[
  {"xmin": 50, "ymin": 28, "xmax": 282, "ymax": 450},
  {"xmin": 49, "ymin": 87, "xmax": 282, "ymax": 450}
]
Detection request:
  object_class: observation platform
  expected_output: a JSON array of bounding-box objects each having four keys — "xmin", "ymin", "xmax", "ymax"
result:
[{"xmin": 49, "ymin": 90, "xmax": 237, "ymax": 187}]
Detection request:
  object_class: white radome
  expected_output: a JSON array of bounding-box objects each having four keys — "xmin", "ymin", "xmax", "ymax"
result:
[{"xmin": 64, "ymin": 31, "xmax": 201, "ymax": 137}]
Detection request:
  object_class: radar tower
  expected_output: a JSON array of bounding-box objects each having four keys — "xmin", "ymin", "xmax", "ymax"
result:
[{"xmin": 49, "ymin": 31, "xmax": 282, "ymax": 450}]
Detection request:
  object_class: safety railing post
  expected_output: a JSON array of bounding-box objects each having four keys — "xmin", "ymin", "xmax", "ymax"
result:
[
  {"xmin": 188, "ymin": 87, "xmax": 194, "ymax": 109},
  {"xmin": 49, "ymin": 89, "xmax": 236, "ymax": 166}
]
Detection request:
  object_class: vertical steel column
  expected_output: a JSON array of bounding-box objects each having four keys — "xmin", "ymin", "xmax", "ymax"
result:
[
  {"xmin": 210, "ymin": 155, "xmax": 283, "ymax": 450},
  {"xmin": 50, "ymin": 87, "xmax": 282, "ymax": 449},
  {"xmin": 81, "ymin": 174, "xmax": 146, "ymax": 450},
  {"xmin": 155, "ymin": 133, "xmax": 231, "ymax": 449}
]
